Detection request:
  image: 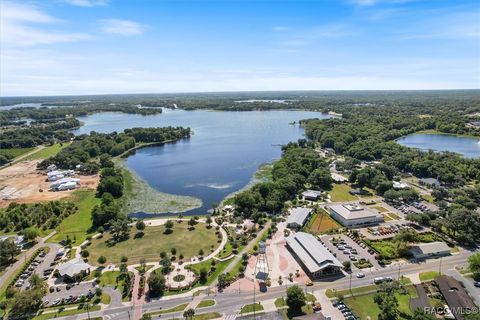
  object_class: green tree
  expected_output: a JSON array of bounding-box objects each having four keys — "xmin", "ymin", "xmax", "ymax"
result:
[
  {"xmin": 183, "ymin": 308, "xmax": 195, "ymax": 319},
  {"xmin": 136, "ymin": 220, "xmax": 146, "ymax": 231},
  {"xmin": 147, "ymin": 272, "xmax": 166, "ymax": 297},
  {"xmin": 286, "ymin": 285, "xmax": 306, "ymax": 312},
  {"xmin": 0, "ymin": 239, "xmax": 20, "ymax": 265},
  {"xmin": 411, "ymin": 308, "xmax": 436, "ymax": 320},
  {"xmin": 374, "ymin": 285, "xmax": 399, "ymax": 320},
  {"xmin": 22, "ymin": 227, "xmax": 39, "ymax": 242},
  {"xmin": 141, "ymin": 314, "xmax": 152, "ymax": 320},
  {"xmin": 97, "ymin": 256, "xmax": 107, "ymax": 265},
  {"xmin": 468, "ymin": 252, "xmax": 480, "ymax": 273}
]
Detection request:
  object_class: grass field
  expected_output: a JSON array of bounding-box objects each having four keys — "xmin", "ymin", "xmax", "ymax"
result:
[
  {"xmin": 197, "ymin": 299, "xmax": 215, "ymax": 308},
  {"xmin": 147, "ymin": 303, "xmax": 188, "ymax": 316},
  {"xmin": 329, "ymin": 184, "xmax": 357, "ymax": 202},
  {"xmin": 192, "ymin": 312, "xmax": 222, "ymax": 320},
  {"xmin": 188, "ymin": 258, "xmax": 231, "ymax": 286},
  {"xmin": 0, "ymin": 147, "xmax": 35, "ymax": 159},
  {"xmin": 98, "ymin": 271, "xmax": 133, "ymax": 302},
  {"xmin": 373, "ymin": 206, "xmax": 388, "ymax": 213},
  {"xmin": 344, "ymin": 285, "xmax": 417, "ymax": 320},
  {"xmin": 241, "ymin": 303, "xmax": 264, "ymax": 314},
  {"xmin": 88, "ymin": 222, "xmax": 219, "ymax": 265},
  {"xmin": 306, "ymin": 209, "xmax": 341, "ymax": 234},
  {"xmin": 24, "ymin": 143, "xmax": 71, "ymax": 161},
  {"xmin": 419, "ymin": 271, "xmax": 440, "ymax": 282},
  {"xmin": 32, "ymin": 305, "xmax": 101, "ymax": 320},
  {"xmin": 48, "ymin": 190, "xmax": 100, "ymax": 245}
]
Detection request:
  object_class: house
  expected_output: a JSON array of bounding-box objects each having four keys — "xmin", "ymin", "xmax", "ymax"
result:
[
  {"xmin": 327, "ymin": 203, "xmax": 384, "ymax": 227},
  {"xmin": 302, "ymin": 190, "xmax": 322, "ymax": 201},
  {"xmin": 419, "ymin": 178, "xmax": 440, "ymax": 188},
  {"xmin": 56, "ymin": 258, "xmax": 92, "ymax": 281},
  {"xmin": 435, "ymin": 275, "xmax": 477, "ymax": 320},
  {"xmin": 393, "ymin": 181, "xmax": 409, "ymax": 190},
  {"xmin": 331, "ymin": 172, "xmax": 348, "ymax": 183},
  {"xmin": 286, "ymin": 207, "xmax": 313, "ymax": 229},
  {"xmin": 410, "ymin": 241, "xmax": 451, "ymax": 260},
  {"xmin": 286, "ymin": 232, "xmax": 342, "ymax": 278}
]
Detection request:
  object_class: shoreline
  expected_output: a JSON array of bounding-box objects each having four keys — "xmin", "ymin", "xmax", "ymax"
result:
[{"xmin": 114, "ymin": 158, "xmax": 203, "ymax": 216}]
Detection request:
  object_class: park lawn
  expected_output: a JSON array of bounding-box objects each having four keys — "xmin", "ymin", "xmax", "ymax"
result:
[
  {"xmin": 89, "ymin": 223, "xmax": 219, "ymax": 265},
  {"xmin": 24, "ymin": 143, "xmax": 71, "ymax": 161},
  {"xmin": 197, "ymin": 299, "xmax": 215, "ymax": 308},
  {"xmin": 381, "ymin": 213, "xmax": 393, "ymax": 221},
  {"xmin": 98, "ymin": 271, "xmax": 133, "ymax": 302},
  {"xmin": 364, "ymin": 239, "xmax": 398, "ymax": 260},
  {"xmin": 217, "ymin": 241, "xmax": 233, "ymax": 259},
  {"xmin": 32, "ymin": 305, "xmax": 101, "ymax": 320},
  {"xmin": 388, "ymin": 212, "xmax": 401, "ymax": 220},
  {"xmin": 329, "ymin": 184, "xmax": 357, "ymax": 202},
  {"xmin": 275, "ymin": 298, "xmax": 287, "ymax": 308},
  {"xmin": 306, "ymin": 209, "xmax": 341, "ymax": 234},
  {"xmin": 188, "ymin": 258, "xmax": 231, "ymax": 287},
  {"xmin": 48, "ymin": 190, "xmax": 100, "ymax": 245},
  {"xmin": 419, "ymin": 271, "xmax": 440, "ymax": 282},
  {"xmin": 147, "ymin": 303, "xmax": 188, "ymax": 316},
  {"xmin": 241, "ymin": 303, "xmax": 264, "ymax": 314},
  {"xmin": 0, "ymin": 147, "xmax": 35, "ymax": 159},
  {"xmin": 344, "ymin": 286, "xmax": 417, "ymax": 320}
]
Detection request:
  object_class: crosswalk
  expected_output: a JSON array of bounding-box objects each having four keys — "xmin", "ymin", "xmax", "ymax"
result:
[
  {"xmin": 224, "ymin": 312, "xmax": 240, "ymax": 320},
  {"xmin": 103, "ymin": 312, "xmax": 123, "ymax": 320}
]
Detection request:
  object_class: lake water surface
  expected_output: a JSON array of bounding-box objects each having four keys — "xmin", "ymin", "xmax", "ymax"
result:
[
  {"xmin": 397, "ymin": 133, "xmax": 480, "ymax": 158},
  {"xmin": 73, "ymin": 109, "xmax": 329, "ymax": 216}
]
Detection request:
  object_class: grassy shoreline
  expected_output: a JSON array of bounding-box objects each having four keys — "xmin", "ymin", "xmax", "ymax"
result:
[
  {"xmin": 114, "ymin": 158, "xmax": 202, "ymax": 215},
  {"xmin": 414, "ymin": 129, "xmax": 480, "ymax": 139}
]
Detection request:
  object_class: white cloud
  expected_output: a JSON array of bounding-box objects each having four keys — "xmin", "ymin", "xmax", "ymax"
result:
[
  {"xmin": 64, "ymin": 0, "xmax": 108, "ymax": 7},
  {"xmin": 100, "ymin": 19, "xmax": 147, "ymax": 36},
  {"xmin": 0, "ymin": 1, "xmax": 91, "ymax": 47}
]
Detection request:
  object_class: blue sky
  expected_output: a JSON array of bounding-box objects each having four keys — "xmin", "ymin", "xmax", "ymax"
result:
[{"xmin": 0, "ymin": 0, "xmax": 479, "ymax": 96}]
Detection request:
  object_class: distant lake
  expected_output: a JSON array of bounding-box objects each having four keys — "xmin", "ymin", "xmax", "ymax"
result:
[
  {"xmin": 73, "ymin": 109, "xmax": 330, "ymax": 216},
  {"xmin": 397, "ymin": 133, "xmax": 480, "ymax": 158}
]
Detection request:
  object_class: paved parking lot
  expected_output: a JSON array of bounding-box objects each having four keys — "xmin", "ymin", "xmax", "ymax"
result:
[
  {"xmin": 320, "ymin": 234, "xmax": 382, "ymax": 271},
  {"xmin": 43, "ymin": 282, "xmax": 97, "ymax": 305}
]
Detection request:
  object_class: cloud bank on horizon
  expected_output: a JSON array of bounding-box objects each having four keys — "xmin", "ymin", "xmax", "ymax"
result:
[{"xmin": 0, "ymin": 0, "xmax": 479, "ymax": 96}]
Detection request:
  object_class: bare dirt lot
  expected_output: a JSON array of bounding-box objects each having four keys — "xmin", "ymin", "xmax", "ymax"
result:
[{"xmin": 0, "ymin": 160, "xmax": 99, "ymax": 207}]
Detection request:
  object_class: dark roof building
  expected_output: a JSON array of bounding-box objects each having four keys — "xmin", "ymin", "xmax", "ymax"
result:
[{"xmin": 435, "ymin": 275, "xmax": 477, "ymax": 320}]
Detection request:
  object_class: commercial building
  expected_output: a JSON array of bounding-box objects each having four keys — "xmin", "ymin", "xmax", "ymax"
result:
[
  {"xmin": 286, "ymin": 207, "xmax": 313, "ymax": 229},
  {"xmin": 327, "ymin": 203, "xmax": 384, "ymax": 227},
  {"xmin": 286, "ymin": 232, "xmax": 342, "ymax": 278},
  {"xmin": 56, "ymin": 258, "xmax": 92, "ymax": 281},
  {"xmin": 409, "ymin": 241, "xmax": 451, "ymax": 260}
]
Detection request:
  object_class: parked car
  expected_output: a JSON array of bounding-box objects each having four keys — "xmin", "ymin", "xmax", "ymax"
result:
[
  {"xmin": 356, "ymin": 272, "xmax": 365, "ymax": 278},
  {"xmin": 473, "ymin": 281, "xmax": 480, "ymax": 287}
]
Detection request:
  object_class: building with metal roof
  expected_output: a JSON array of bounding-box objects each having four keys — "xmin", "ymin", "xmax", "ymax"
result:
[
  {"xmin": 286, "ymin": 232, "xmax": 342, "ymax": 278},
  {"xmin": 409, "ymin": 241, "xmax": 451, "ymax": 260},
  {"xmin": 301, "ymin": 190, "xmax": 323, "ymax": 201},
  {"xmin": 56, "ymin": 258, "xmax": 92, "ymax": 281},
  {"xmin": 327, "ymin": 203, "xmax": 383, "ymax": 227},
  {"xmin": 286, "ymin": 207, "xmax": 313, "ymax": 229}
]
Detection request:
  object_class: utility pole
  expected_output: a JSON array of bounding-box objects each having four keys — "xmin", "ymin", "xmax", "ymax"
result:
[
  {"xmin": 439, "ymin": 257, "xmax": 443, "ymax": 275},
  {"xmin": 398, "ymin": 264, "xmax": 401, "ymax": 281},
  {"xmin": 253, "ymin": 279, "xmax": 256, "ymax": 320},
  {"xmin": 86, "ymin": 303, "xmax": 91, "ymax": 320},
  {"xmin": 349, "ymin": 273, "xmax": 352, "ymax": 294}
]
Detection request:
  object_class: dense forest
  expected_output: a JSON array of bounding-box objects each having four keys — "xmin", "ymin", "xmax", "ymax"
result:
[
  {"xmin": 38, "ymin": 126, "xmax": 191, "ymax": 173},
  {"xmin": 0, "ymin": 201, "xmax": 77, "ymax": 233}
]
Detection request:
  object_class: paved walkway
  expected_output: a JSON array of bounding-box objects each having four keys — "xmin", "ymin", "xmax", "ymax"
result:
[{"xmin": 313, "ymin": 289, "xmax": 344, "ymax": 320}]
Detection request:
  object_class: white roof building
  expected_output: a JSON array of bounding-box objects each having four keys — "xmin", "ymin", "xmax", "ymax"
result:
[
  {"xmin": 302, "ymin": 190, "xmax": 322, "ymax": 201},
  {"xmin": 327, "ymin": 203, "xmax": 384, "ymax": 227},
  {"xmin": 410, "ymin": 242, "xmax": 451, "ymax": 259},
  {"xmin": 286, "ymin": 232, "xmax": 342, "ymax": 278},
  {"xmin": 393, "ymin": 181, "xmax": 409, "ymax": 190},
  {"xmin": 56, "ymin": 258, "xmax": 92, "ymax": 279},
  {"xmin": 331, "ymin": 172, "xmax": 348, "ymax": 183},
  {"xmin": 286, "ymin": 207, "xmax": 313, "ymax": 229}
]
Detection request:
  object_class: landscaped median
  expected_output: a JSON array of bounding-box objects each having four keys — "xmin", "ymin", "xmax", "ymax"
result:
[
  {"xmin": 32, "ymin": 304, "xmax": 101, "ymax": 320},
  {"xmin": 240, "ymin": 303, "xmax": 264, "ymax": 314}
]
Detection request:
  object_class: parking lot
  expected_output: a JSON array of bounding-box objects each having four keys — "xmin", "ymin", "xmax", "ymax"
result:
[
  {"xmin": 14, "ymin": 245, "xmax": 60, "ymax": 291},
  {"xmin": 320, "ymin": 234, "xmax": 382, "ymax": 271},
  {"xmin": 43, "ymin": 281, "xmax": 98, "ymax": 306}
]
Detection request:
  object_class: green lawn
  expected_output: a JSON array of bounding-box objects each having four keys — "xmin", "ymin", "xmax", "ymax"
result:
[
  {"xmin": 23, "ymin": 143, "xmax": 71, "ymax": 161},
  {"xmin": 373, "ymin": 206, "xmax": 388, "ymax": 213},
  {"xmin": 33, "ymin": 305, "xmax": 101, "ymax": 320},
  {"xmin": 197, "ymin": 299, "xmax": 216, "ymax": 308},
  {"xmin": 419, "ymin": 271, "xmax": 440, "ymax": 282},
  {"xmin": 48, "ymin": 190, "xmax": 100, "ymax": 245},
  {"xmin": 147, "ymin": 303, "xmax": 188, "ymax": 316},
  {"xmin": 241, "ymin": 303, "xmax": 264, "ymax": 314},
  {"xmin": 0, "ymin": 147, "xmax": 35, "ymax": 159},
  {"xmin": 98, "ymin": 271, "xmax": 133, "ymax": 302},
  {"xmin": 188, "ymin": 258, "xmax": 231, "ymax": 287},
  {"xmin": 326, "ymin": 284, "xmax": 378, "ymax": 298},
  {"xmin": 89, "ymin": 222, "xmax": 219, "ymax": 265},
  {"xmin": 329, "ymin": 184, "xmax": 357, "ymax": 202},
  {"xmin": 305, "ymin": 209, "xmax": 341, "ymax": 234},
  {"xmin": 344, "ymin": 286, "xmax": 417, "ymax": 320},
  {"xmin": 192, "ymin": 312, "xmax": 222, "ymax": 320}
]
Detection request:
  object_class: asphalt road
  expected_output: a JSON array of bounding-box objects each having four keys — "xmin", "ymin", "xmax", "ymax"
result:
[{"xmin": 51, "ymin": 250, "xmax": 475, "ymax": 320}]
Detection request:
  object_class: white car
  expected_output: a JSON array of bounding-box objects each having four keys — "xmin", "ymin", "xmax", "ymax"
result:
[{"xmin": 356, "ymin": 272, "xmax": 365, "ymax": 278}]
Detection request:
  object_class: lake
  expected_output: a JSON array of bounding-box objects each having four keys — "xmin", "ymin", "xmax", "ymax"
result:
[
  {"xmin": 397, "ymin": 133, "xmax": 480, "ymax": 158},
  {"xmin": 73, "ymin": 109, "xmax": 330, "ymax": 216}
]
